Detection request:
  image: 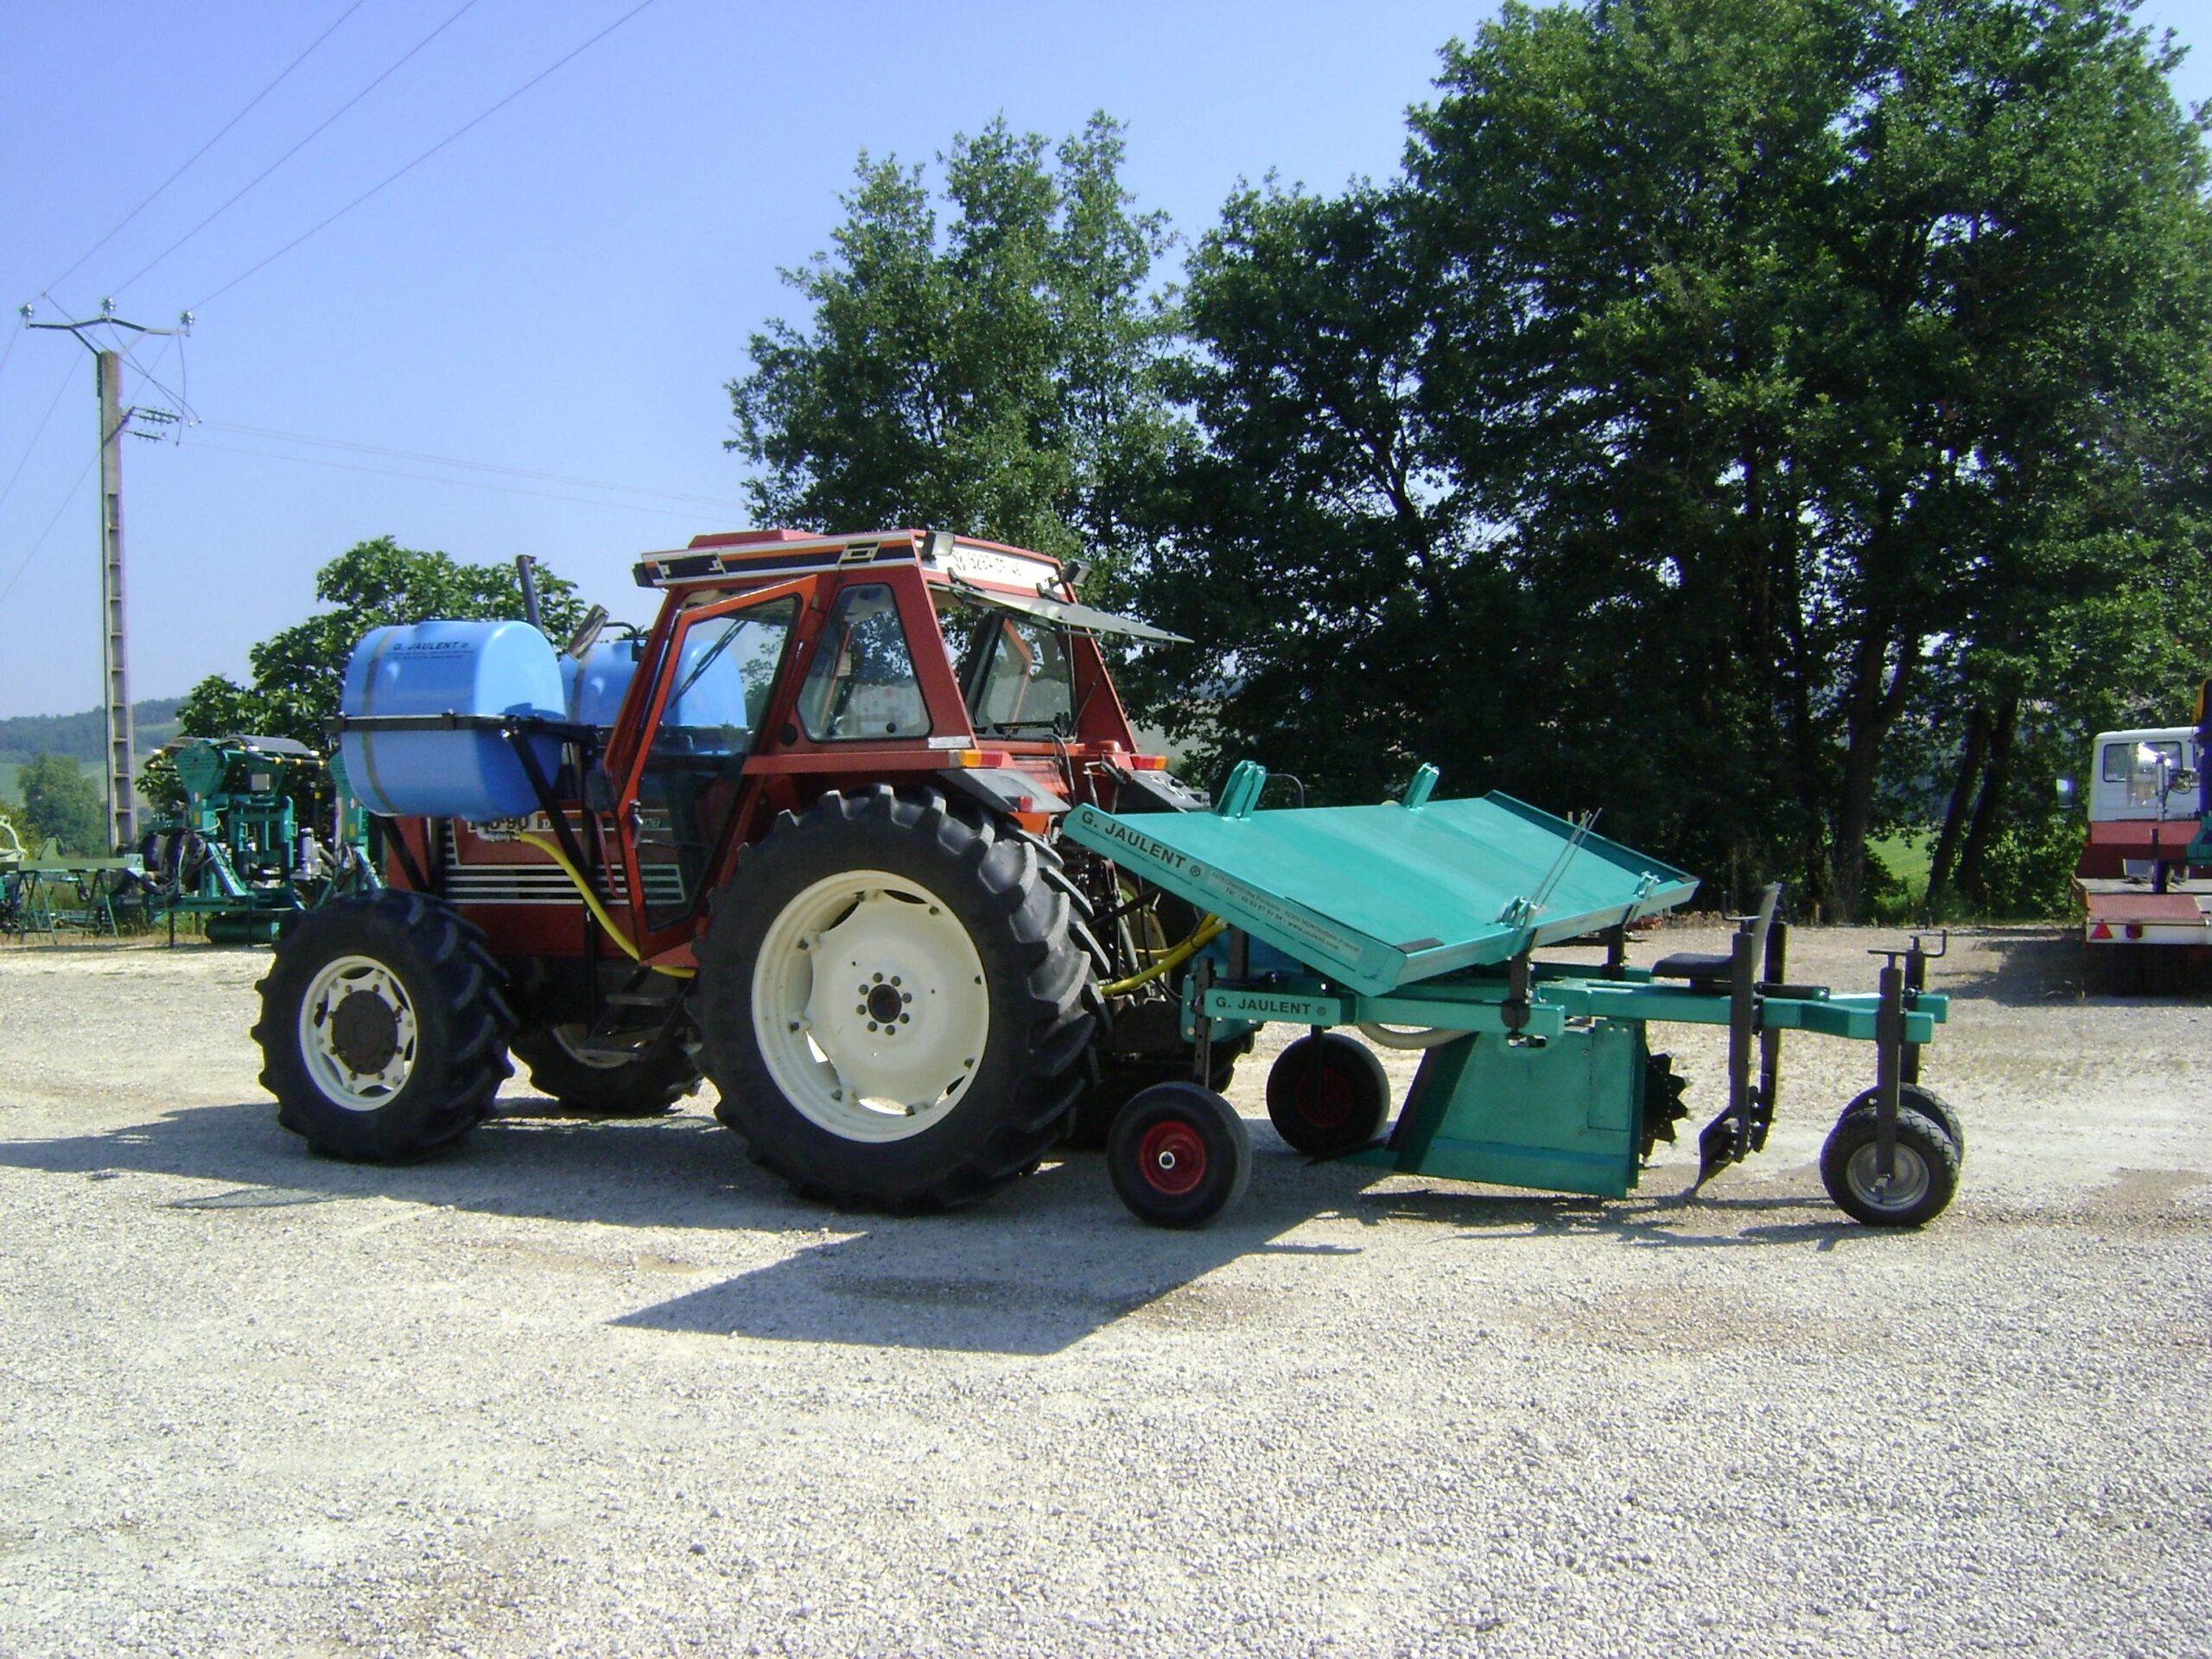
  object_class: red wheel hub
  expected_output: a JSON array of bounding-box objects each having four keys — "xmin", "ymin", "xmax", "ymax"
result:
[
  {"xmin": 1293, "ymin": 1065, "xmax": 1355, "ymax": 1130},
  {"xmin": 1137, "ymin": 1119, "xmax": 1207, "ymax": 1196}
]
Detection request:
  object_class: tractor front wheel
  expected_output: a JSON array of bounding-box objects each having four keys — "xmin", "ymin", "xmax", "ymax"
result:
[
  {"xmin": 696, "ymin": 787, "xmax": 1092, "ymax": 1211},
  {"xmin": 253, "ymin": 890, "xmax": 513, "ymax": 1163}
]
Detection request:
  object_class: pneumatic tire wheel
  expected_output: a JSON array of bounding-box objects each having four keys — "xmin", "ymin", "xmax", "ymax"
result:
[
  {"xmin": 696, "ymin": 786, "xmax": 1094, "ymax": 1212},
  {"xmin": 1109, "ymin": 1083, "xmax": 1251, "ymax": 1229},
  {"xmin": 510, "ymin": 1024, "xmax": 700, "ymax": 1117},
  {"xmin": 1840, "ymin": 1084, "xmax": 1965, "ymax": 1160},
  {"xmin": 1266, "ymin": 1033, "xmax": 1389, "ymax": 1156},
  {"xmin": 1818, "ymin": 1103, "xmax": 1961, "ymax": 1228},
  {"xmin": 253, "ymin": 890, "xmax": 514, "ymax": 1164}
]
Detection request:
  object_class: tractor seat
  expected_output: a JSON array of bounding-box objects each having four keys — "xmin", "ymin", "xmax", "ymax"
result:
[{"xmin": 1650, "ymin": 882, "xmax": 1783, "ymax": 989}]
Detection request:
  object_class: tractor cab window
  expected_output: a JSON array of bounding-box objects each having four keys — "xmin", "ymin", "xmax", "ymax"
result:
[
  {"xmin": 635, "ymin": 596, "xmax": 798, "ymax": 927},
  {"xmin": 938, "ymin": 598, "xmax": 1075, "ymax": 737},
  {"xmin": 797, "ymin": 584, "xmax": 928, "ymax": 741}
]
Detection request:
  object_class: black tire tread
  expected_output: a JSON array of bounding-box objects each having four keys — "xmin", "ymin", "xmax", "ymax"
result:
[
  {"xmin": 1819, "ymin": 1103, "xmax": 1961, "ymax": 1228},
  {"xmin": 252, "ymin": 889, "xmax": 513, "ymax": 1164},
  {"xmin": 696, "ymin": 785, "xmax": 1094, "ymax": 1211}
]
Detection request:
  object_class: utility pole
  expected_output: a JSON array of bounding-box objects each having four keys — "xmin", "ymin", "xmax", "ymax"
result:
[{"xmin": 22, "ymin": 301, "xmax": 190, "ymax": 852}]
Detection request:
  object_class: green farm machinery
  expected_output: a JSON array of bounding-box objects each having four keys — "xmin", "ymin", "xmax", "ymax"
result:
[
  {"xmin": 141, "ymin": 734, "xmax": 377, "ymax": 943},
  {"xmin": 1062, "ymin": 761, "xmax": 1960, "ymax": 1229}
]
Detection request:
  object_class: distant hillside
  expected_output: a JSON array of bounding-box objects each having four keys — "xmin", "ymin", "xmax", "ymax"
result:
[{"xmin": 0, "ymin": 697, "xmax": 185, "ymax": 766}]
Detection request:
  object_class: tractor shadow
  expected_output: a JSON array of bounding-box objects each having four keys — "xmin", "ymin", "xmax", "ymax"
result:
[{"xmin": 0, "ymin": 1098, "xmax": 1885, "ymax": 1356}]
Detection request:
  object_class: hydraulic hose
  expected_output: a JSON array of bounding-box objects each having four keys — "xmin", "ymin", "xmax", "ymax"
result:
[
  {"xmin": 1357, "ymin": 1022, "xmax": 1468, "ymax": 1051},
  {"xmin": 1098, "ymin": 914, "xmax": 1227, "ymax": 997},
  {"xmin": 513, "ymin": 831, "xmax": 696, "ymax": 979}
]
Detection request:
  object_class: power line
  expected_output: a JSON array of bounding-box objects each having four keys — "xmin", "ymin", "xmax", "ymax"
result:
[
  {"xmin": 187, "ymin": 437, "xmax": 732, "ymax": 520},
  {"xmin": 191, "ymin": 0, "xmax": 659, "ymax": 312},
  {"xmin": 0, "ymin": 357, "xmax": 81, "ymax": 518},
  {"xmin": 41, "ymin": 0, "xmax": 370, "ymax": 300},
  {"xmin": 115, "ymin": 0, "xmax": 486, "ymax": 300},
  {"xmin": 198, "ymin": 419, "xmax": 751, "ymax": 508},
  {"xmin": 0, "ymin": 454, "xmax": 98, "ymax": 608}
]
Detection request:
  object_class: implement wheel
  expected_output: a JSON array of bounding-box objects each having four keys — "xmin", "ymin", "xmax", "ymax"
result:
[
  {"xmin": 1109, "ymin": 1083, "xmax": 1250, "ymax": 1229},
  {"xmin": 253, "ymin": 890, "xmax": 513, "ymax": 1163},
  {"xmin": 1819, "ymin": 1103, "xmax": 1961, "ymax": 1228},
  {"xmin": 1266, "ymin": 1033, "xmax": 1389, "ymax": 1156},
  {"xmin": 1842, "ymin": 1084, "xmax": 1964, "ymax": 1159},
  {"xmin": 696, "ymin": 786, "xmax": 1092, "ymax": 1212},
  {"xmin": 511, "ymin": 1024, "xmax": 700, "ymax": 1117}
]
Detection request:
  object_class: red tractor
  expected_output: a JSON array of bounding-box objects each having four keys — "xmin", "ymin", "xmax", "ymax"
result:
[{"xmin": 254, "ymin": 528, "xmax": 1226, "ymax": 1211}]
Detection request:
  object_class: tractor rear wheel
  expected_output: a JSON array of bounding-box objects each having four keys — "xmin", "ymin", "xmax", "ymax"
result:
[
  {"xmin": 511, "ymin": 1023, "xmax": 700, "ymax": 1116},
  {"xmin": 696, "ymin": 786, "xmax": 1093, "ymax": 1211},
  {"xmin": 254, "ymin": 890, "xmax": 513, "ymax": 1163}
]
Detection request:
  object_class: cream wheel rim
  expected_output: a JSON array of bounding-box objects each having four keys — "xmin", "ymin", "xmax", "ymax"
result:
[
  {"xmin": 752, "ymin": 869, "xmax": 989, "ymax": 1143},
  {"xmin": 298, "ymin": 954, "xmax": 420, "ymax": 1111}
]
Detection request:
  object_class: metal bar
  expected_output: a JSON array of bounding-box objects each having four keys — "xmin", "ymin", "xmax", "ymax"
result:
[
  {"xmin": 1902, "ymin": 938, "xmax": 1927, "ymax": 1087},
  {"xmin": 1874, "ymin": 958, "xmax": 1904, "ymax": 1180},
  {"xmin": 1756, "ymin": 912, "xmax": 1787, "ymax": 1145}
]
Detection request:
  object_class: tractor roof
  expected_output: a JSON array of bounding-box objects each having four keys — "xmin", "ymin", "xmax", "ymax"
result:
[{"xmin": 632, "ymin": 527, "xmax": 1187, "ymax": 644}]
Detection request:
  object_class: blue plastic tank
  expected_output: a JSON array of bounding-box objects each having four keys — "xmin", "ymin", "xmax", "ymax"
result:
[
  {"xmin": 569, "ymin": 638, "xmax": 643, "ymax": 731},
  {"xmin": 340, "ymin": 620, "xmax": 566, "ymax": 820}
]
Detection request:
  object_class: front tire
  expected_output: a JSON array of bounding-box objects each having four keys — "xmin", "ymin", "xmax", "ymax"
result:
[
  {"xmin": 253, "ymin": 890, "xmax": 513, "ymax": 1163},
  {"xmin": 696, "ymin": 787, "xmax": 1093, "ymax": 1211},
  {"xmin": 1109, "ymin": 1084, "xmax": 1251, "ymax": 1229}
]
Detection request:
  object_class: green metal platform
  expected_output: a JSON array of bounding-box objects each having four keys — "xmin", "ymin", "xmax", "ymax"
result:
[{"xmin": 1063, "ymin": 764, "xmax": 1698, "ymax": 995}]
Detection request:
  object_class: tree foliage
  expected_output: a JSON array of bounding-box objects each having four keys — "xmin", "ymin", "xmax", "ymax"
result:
[
  {"xmin": 173, "ymin": 537, "xmax": 583, "ymax": 753},
  {"xmin": 14, "ymin": 753, "xmax": 105, "ymax": 855},
  {"xmin": 727, "ymin": 114, "xmax": 1179, "ymax": 561},
  {"xmin": 1128, "ymin": 0, "xmax": 2212, "ymax": 917}
]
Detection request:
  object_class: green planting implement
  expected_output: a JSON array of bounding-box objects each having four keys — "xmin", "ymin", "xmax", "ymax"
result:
[{"xmin": 1061, "ymin": 762, "xmax": 1960, "ymax": 1231}]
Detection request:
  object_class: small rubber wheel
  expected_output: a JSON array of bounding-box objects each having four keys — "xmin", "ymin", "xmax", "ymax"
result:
[
  {"xmin": 1266, "ymin": 1033, "xmax": 1389, "ymax": 1155},
  {"xmin": 1819, "ymin": 1103, "xmax": 1961, "ymax": 1227},
  {"xmin": 511, "ymin": 1023, "xmax": 700, "ymax": 1116},
  {"xmin": 1108, "ymin": 1083, "xmax": 1250, "ymax": 1229},
  {"xmin": 1842, "ymin": 1084, "xmax": 1964, "ymax": 1158}
]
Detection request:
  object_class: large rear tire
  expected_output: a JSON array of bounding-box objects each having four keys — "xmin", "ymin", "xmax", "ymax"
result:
[
  {"xmin": 510, "ymin": 1023, "xmax": 700, "ymax": 1117},
  {"xmin": 254, "ymin": 890, "xmax": 513, "ymax": 1163},
  {"xmin": 696, "ymin": 786, "xmax": 1093, "ymax": 1211}
]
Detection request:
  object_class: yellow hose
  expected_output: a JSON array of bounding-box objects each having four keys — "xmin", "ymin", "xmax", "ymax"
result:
[
  {"xmin": 514, "ymin": 831, "xmax": 696, "ymax": 979},
  {"xmin": 1099, "ymin": 915, "xmax": 1225, "ymax": 997}
]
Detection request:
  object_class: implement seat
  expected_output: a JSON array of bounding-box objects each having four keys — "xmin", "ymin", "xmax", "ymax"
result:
[{"xmin": 1651, "ymin": 882, "xmax": 1783, "ymax": 991}]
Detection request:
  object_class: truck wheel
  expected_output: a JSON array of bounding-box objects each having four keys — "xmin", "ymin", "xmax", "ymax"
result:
[
  {"xmin": 1819, "ymin": 1103, "xmax": 1961, "ymax": 1228},
  {"xmin": 253, "ymin": 890, "xmax": 513, "ymax": 1164},
  {"xmin": 1266, "ymin": 1032, "xmax": 1389, "ymax": 1156},
  {"xmin": 1841, "ymin": 1084, "xmax": 1965, "ymax": 1159},
  {"xmin": 1109, "ymin": 1083, "xmax": 1251, "ymax": 1228},
  {"xmin": 696, "ymin": 786, "xmax": 1093, "ymax": 1211},
  {"xmin": 511, "ymin": 1023, "xmax": 700, "ymax": 1117}
]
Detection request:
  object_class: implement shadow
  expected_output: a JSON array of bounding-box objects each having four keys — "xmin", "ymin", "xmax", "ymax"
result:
[
  {"xmin": 611, "ymin": 1141, "xmax": 1373, "ymax": 1355},
  {"xmin": 1328, "ymin": 1183, "xmax": 1885, "ymax": 1253}
]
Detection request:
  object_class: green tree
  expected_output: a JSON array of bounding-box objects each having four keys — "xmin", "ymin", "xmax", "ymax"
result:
[
  {"xmin": 728, "ymin": 113, "xmax": 1179, "ymax": 561},
  {"xmin": 16, "ymin": 753, "xmax": 105, "ymax": 855},
  {"xmin": 1139, "ymin": 0, "xmax": 2212, "ymax": 917},
  {"xmin": 172, "ymin": 537, "xmax": 585, "ymax": 753}
]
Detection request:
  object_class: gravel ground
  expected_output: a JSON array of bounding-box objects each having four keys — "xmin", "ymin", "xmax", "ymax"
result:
[{"xmin": 0, "ymin": 925, "xmax": 2206, "ymax": 1658}]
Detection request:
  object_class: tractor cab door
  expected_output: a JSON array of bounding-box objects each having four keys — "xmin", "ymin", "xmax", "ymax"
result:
[{"xmin": 605, "ymin": 577, "xmax": 812, "ymax": 950}]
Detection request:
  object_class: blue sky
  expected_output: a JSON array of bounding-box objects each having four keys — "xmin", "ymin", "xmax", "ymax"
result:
[{"xmin": 2, "ymin": 0, "xmax": 2208, "ymax": 719}]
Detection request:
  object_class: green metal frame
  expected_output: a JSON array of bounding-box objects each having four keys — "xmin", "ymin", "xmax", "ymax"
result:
[{"xmin": 1063, "ymin": 762, "xmax": 1952, "ymax": 1204}]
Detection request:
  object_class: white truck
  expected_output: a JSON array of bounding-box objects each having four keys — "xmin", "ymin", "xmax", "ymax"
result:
[{"xmin": 2075, "ymin": 705, "xmax": 2212, "ymax": 980}]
